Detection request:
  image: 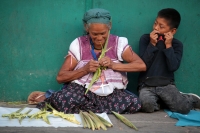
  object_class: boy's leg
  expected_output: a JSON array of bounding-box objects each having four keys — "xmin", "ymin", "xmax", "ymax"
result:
[
  {"xmin": 180, "ymin": 92, "xmax": 200, "ymax": 109},
  {"xmin": 139, "ymin": 87, "xmax": 160, "ymax": 113},
  {"xmin": 156, "ymin": 84, "xmax": 193, "ymax": 114}
]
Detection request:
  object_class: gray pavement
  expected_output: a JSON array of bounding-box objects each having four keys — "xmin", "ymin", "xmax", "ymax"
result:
[{"xmin": 0, "ymin": 102, "xmax": 200, "ymax": 133}]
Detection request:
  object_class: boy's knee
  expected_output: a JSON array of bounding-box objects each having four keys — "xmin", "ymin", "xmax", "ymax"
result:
[
  {"xmin": 179, "ymin": 108, "xmax": 190, "ymax": 114},
  {"xmin": 172, "ymin": 105, "xmax": 190, "ymax": 114},
  {"xmin": 167, "ymin": 99, "xmax": 192, "ymax": 114},
  {"xmin": 141, "ymin": 101, "xmax": 156, "ymax": 113}
]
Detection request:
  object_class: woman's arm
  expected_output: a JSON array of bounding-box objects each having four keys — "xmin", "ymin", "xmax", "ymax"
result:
[
  {"xmin": 111, "ymin": 46, "xmax": 146, "ymax": 72},
  {"xmin": 56, "ymin": 55, "xmax": 100, "ymax": 83},
  {"xmin": 99, "ymin": 46, "xmax": 146, "ymax": 72}
]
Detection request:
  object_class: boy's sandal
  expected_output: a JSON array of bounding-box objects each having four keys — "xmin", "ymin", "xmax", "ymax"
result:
[{"xmin": 27, "ymin": 91, "xmax": 46, "ymax": 105}]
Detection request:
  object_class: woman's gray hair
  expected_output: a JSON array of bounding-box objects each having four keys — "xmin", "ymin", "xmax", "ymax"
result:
[{"xmin": 84, "ymin": 22, "xmax": 112, "ymax": 31}]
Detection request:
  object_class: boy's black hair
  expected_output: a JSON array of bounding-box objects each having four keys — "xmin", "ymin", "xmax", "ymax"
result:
[{"xmin": 157, "ymin": 8, "xmax": 181, "ymax": 29}]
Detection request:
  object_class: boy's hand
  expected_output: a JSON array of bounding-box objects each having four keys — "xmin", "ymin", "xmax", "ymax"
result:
[
  {"xmin": 164, "ymin": 32, "xmax": 173, "ymax": 48},
  {"xmin": 150, "ymin": 30, "xmax": 159, "ymax": 46}
]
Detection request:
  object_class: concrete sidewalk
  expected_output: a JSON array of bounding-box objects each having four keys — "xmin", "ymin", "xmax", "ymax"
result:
[{"xmin": 0, "ymin": 102, "xmax": 199, "ymax": 133}]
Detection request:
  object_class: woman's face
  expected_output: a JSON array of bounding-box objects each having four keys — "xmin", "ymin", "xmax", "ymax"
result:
[{"xmin": 87, "ymin": 23, "xmax": 110, "ymax": 49}]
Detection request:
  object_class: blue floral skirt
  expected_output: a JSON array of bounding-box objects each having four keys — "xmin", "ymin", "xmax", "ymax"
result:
[{"xmin": 37, "ymin": 82, "xmax": 141, "ymax": 114}]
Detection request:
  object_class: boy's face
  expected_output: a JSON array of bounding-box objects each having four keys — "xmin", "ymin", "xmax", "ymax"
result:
[{"xmin": 153, "ymin": 17, "xmax": 176, "ymax": 35}]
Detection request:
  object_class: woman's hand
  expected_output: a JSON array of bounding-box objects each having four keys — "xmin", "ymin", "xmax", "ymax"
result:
[
  {"xmin": 99, "ymin": 56, "xmax": 113, "ymax": 69},
  {"xmin": 57, "ymin": 55, "xmax": 98, "ymax": 83},
  {"xmin": 83, "ymin": 59, "xmax": 100, "ymax": 73}
]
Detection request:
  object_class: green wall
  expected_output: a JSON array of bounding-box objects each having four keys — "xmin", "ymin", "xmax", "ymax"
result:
[{"xmin": 0, "ymin": 0, "xmax": 200, "ymax": 101}]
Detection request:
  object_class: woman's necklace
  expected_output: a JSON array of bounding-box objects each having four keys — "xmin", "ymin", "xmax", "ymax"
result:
[
  {"xmin": 90, "ymin": 39, "xmax": 98, "ymax": 60},
  {"xmin": 93, "ymin": 47, "xmax": 102, "ymax": 50}
]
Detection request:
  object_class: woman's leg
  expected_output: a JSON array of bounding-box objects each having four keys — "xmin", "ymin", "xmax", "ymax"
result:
[
  {"xmin": 37, "ymin": 83, "xmax": 87, "ymax": 113},
  {"xmin": 124, "ymin": 90, "xmax": 142, "ymax": 114},
  {"xmin": 96, "ymin": 89, "xmax": 141, "ymax": 114}
]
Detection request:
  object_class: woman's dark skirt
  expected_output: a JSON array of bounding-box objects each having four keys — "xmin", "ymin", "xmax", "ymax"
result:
[{"xmin": 37, "ymin": 82, "xmax": 141, "ymax": 114}]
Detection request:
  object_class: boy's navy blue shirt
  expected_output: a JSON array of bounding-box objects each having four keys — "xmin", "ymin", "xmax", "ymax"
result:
[{"xmin": 138, "ymin": 34, "xmax": 183, "ymax": 84}]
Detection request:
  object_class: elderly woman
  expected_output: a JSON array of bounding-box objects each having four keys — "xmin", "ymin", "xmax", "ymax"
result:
[{"xmin": 28, "ymin": 8, "xmax": 146, "ymax": 114}]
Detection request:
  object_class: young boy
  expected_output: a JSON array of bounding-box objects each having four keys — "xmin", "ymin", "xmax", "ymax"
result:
[{"xmin": 138, "ymin": 8, "xmax": 200, "ymax": 114}]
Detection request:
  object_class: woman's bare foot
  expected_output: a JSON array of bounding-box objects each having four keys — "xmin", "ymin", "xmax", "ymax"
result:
[{"xmin": 27, "ymin": 91, "xmax": 46, "ymax": 105}]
